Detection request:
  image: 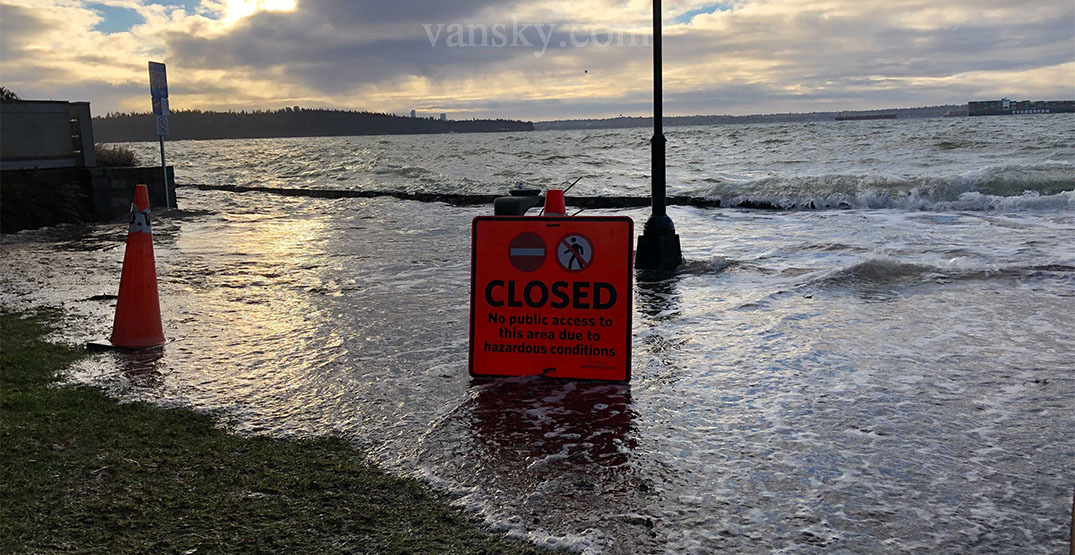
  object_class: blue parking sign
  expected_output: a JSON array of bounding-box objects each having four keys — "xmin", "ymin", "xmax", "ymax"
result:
[{"xmin": 149, "ymin": 62, "xmax": 168, "ymax": 98}]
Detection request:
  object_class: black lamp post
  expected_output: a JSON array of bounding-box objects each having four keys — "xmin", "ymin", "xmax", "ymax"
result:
[{"xmin": 635, "ymin": 0, "xmax": 682, "ymax": 271}]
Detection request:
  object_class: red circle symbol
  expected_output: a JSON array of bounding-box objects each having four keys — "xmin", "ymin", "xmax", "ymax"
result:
[{"xmin": 508, "ymin": 232, "xmax": 546, "ymax": 272}]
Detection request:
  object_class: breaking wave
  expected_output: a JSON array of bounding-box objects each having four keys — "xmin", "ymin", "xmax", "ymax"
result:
[
  {"xmin": 806, "ymin": 257, "xmax": 1075, "ymax": 291},
  {"xmin": 690, "ymin": 163, "xmax": 1074, "ymax": 211}
]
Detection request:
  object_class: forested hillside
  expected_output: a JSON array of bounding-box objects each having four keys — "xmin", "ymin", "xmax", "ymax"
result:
[{"xmin": 94, "ymin": 108, "xmax": 533, "ymax": 142}]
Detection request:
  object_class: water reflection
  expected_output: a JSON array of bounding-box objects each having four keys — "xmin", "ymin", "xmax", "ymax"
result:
[
  {"xmin": 459, "ymin": 376, "xmax": 653, "ymax": 547},
  {"xmin": 468, "ymin": 376, "xmax": 635, "ymax": 470},
  {"xmin": 634, "ymin": 270, "xmax": 687, "ymax": 385},
  {"xmin": 635, "ymin": 270, "xmax": 682, "ymax": 322},
  {"xmin": 72, "ymin": 347, "xmax": 168, "ymax": 393},
  {"xmin": 116, "ymin": 347, "xmax": 167, "ymax": 389}
]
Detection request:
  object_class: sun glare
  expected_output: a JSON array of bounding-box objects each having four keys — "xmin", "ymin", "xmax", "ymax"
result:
[{"xmin": 222, "ymin": 0, "xmax": 297, "ymax": 24}]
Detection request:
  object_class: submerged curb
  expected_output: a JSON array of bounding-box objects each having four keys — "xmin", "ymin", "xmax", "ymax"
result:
[{"xmin": 183, "ymin": 183, "xmax": 866, "ymax": 211}]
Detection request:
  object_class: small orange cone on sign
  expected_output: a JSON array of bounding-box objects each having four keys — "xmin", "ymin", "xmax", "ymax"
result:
[
  {"xmin": 543, "ymin": 188, "xmax": 566, "ymax": 216},
  {"xmin": 106, "ymin": 184, "xmax": 165, "ymax": 349}
]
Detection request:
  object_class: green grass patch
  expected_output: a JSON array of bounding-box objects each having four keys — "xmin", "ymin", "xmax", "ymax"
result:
[{"xmin": 1, "ymin": 311, "xmax": 543, "ymax": 554}]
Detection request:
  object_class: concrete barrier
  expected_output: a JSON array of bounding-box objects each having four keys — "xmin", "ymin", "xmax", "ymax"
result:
[
  {"xmin": 0, "ymin": 99, "xmax": 180, "ymax": 233},
  {"xmin": 87, "ymin": 167, "xmax": 177, "ymax": 218},
  {"xmin": 0, "ymin": 101, "xmax": 95, "ymax": 170},
  {"xmin": 0, "ymin": 166, "xmax": 176, "ymax": 233}
]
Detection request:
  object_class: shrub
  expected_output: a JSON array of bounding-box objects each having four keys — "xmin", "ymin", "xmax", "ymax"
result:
[{"xmin": 95, "ymin": 143, "xmax": 139, "ymax": 167}]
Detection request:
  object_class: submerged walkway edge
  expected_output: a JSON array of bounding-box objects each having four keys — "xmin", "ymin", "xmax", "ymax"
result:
[{"xmin": 180, "ymin": 183, "xmax": 790, "ymax": 209}]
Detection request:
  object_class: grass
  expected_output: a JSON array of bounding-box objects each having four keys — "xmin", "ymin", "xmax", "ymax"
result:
[{"xmin": 0, "ymin": 311, "xmax": 544, "ymax": 554}]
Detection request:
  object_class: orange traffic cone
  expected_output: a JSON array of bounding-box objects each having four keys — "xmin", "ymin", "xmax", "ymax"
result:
[
  {"xmin": 107, "ymin": 184, "xmax": 165, "ymax": 348},
  {"xmin": 543, "ymin": 188, "xmax": 566, "ymax": 216}
]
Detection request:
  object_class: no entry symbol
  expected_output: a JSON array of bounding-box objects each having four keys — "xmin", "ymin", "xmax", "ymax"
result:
[
  {"xmin": 557, "ymin": 234, "xmax": 593, "ymax": 272},
  {"xmin": 508, "ymin": 232, "xmax": 546, "ymax": 272}
]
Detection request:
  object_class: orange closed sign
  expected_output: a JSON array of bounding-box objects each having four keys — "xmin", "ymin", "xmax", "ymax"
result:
[{"xmin": 469, "ymin": 216, "xmax": 633, "ymax": 381}]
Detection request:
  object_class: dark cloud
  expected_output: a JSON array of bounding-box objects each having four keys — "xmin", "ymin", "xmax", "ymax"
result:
[
  {"xmin": 655, "ymin": 3, "xmax": 1075, "ymax": 110},
  {"xmin": 161, "ymin": 0, "xmax": 1074, "ymax": 115},
  {"xmin": 665, "ymin": 8, "xmax": 1075, "ymax": 74},
  {"xmin": 0, "ymin": 4, "xmax": 52, "ymax": 60},
  {"xmin": 165, "ymin": 0, "xmax": 550, "ymax": 92},
  {"xmin": 10, "ymin": 0, "xmax": 1066, "ymax": 117},
  {"xmin": 294, "ymin": 0, "xmax": 509, "ymax": 25}
]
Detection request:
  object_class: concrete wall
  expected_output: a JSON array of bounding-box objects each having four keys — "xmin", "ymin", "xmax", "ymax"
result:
[
  {"xmin": 0, "ymin": 166, "xmax": 176, "ymax": 233},
  {"xmin": 87, "ymin": 167, "xmax": 177, "ymax": 219},
  {"xmin": 0, "ymin": 101, "xmax": 96, "ymax": 170}
]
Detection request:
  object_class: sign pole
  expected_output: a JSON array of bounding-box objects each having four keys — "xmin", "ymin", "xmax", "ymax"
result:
[
  {"xmin": 635, "ymin": 0, "xmax": 682, "ymax": 271},
  {"xmin": 159, "ymin": 135, "xmax": 168, "ymax": 208},
  {"xmin": 652, "ymin": 0, "xmax": 665, "ymax": 222},
  {"xmin": 148, "ymin": 61, "xmax": 171, "ymax": 209}
]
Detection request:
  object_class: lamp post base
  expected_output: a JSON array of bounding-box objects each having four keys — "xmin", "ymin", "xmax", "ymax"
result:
[{"xmin": 636, "ymin": 214, "xmax": 682, "ymax": 271}]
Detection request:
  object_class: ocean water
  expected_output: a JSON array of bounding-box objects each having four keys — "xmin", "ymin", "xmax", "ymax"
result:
[
  {"xmin": 2, "ymin": 115, "xmax": 1073, "ymax": 553},
  {"xmin": 125, "ymin": 114, "xmax": 1074, "ymax": 210}
]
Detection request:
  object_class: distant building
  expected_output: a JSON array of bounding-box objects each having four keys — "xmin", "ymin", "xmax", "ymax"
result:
[
  {"xmin": 440, "ymin": 113, "xmax": 447, "ymax": 122},
  {"xmin": 410, "ymin": 109, "xmax": 416, "ymax": 118}
]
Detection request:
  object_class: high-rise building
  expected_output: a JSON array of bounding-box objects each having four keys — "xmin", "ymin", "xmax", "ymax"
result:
[
  {"xmin": 440, "ymin": 113, "xmax": 446, "ymax": 121},
  {"xmin": 410, "ymin": 109, "xmax": 416, "ymax": 118}
]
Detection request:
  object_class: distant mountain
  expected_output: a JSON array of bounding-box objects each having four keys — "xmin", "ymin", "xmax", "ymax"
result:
[
  {"xmin": 93, "ymin": 108, "xmax": 533, "ymax": 142},
  {"xmin": 535, "ymin": 105, "xmax": 966, "ymax": 131}
]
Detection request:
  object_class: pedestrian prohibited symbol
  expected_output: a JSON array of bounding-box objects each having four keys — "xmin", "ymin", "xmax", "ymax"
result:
[
  {"xmin": 508, "ymin": 232, "xmax": 546, "ymax": 272},
  {"xmin": 557, "ymin": 234, "xmax": 592, "ymax": 272}
]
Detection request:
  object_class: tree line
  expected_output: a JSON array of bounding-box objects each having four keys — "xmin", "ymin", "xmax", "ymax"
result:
[{"xmin": 93, "ymin": 107, "xmax": 533, "ymax": 142}]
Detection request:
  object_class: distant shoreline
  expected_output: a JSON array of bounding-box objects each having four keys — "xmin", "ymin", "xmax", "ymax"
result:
[
  {"xmin": 534, "ymin": 104, "xmax": 966, "ymax": 131},
  {"xmin": 93, "ymin": 108, "xmax": 534, "ymax": 143},
  {"xmin": 93, "ymin": 103, "xmax": 1075, "ymax": 142}
]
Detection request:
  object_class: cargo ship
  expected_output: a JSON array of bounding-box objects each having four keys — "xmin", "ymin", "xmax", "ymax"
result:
[
  {"xmin": 835, "ymin": 112, "xmax": 898, "ymax": 121},
  {"xmin": 968, "ymin": 98, "xmax": 1075, "ymax": 116}
]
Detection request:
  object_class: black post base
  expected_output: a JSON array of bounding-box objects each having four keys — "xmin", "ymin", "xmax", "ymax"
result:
[{"xmin": 635, "ymin": 231, "xmax": 682, "ymax": 271}]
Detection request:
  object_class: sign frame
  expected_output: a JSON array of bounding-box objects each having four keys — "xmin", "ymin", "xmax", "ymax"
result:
[{"xmin": 469, "ymin": 215, "xmax": 634, "ymax": 382}]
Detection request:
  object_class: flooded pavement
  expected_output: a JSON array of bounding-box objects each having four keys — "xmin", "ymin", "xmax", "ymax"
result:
[{"xmin": 2, "ymin": 187, "xmax": 1073, "ymax": 553}]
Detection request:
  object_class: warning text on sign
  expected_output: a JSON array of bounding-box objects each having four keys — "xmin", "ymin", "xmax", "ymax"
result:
[{"xmin": 484, "ymin": 310, "xmax": 618, "ymax": 357}]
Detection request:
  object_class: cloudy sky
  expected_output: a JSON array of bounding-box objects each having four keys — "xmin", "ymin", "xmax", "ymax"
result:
[{"xmin": 1, "ymin": 0, "xmax": 1072, "ymax": 120}]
